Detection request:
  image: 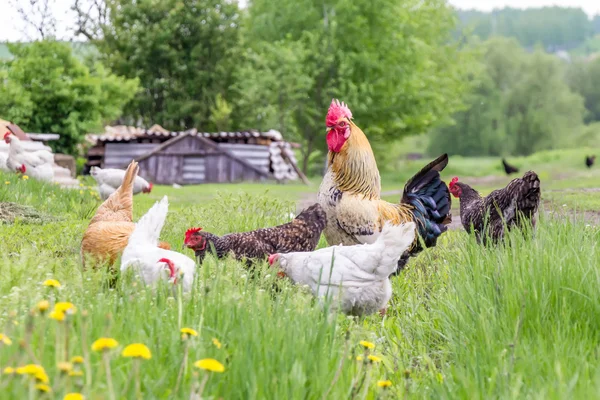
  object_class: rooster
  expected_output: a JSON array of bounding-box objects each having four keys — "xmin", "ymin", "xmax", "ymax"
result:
[
  {"xmin": 268, "ymin": 222, "xmax": 415, "ymax": 316},
  {"xmin": 501, "ymin": 158, "xmax": 519, "ymax": 175},
  {"xmin": 4, "ymin": 132, "xmax": 54, "ymax": 181},
  {"xmin": 449, "ymin": 172, "xmax": 541, "ymax": 243},
  {"xmin": 121, "ymin": 196, "xmax": 195, "ymax": 292},
  {"xmin": 316, "ymin": 100, "xmax": 451, "ymax": 273},
  {"xmin": 91, "ymin": 166, "xmax": 153, "ymax": 200},
  {"xmin": 184, "ymin": 203, "xmax": 326, "ymax": 265},
  {"xmin": 81, "ymin": 160, "xmax": 170, "ymax": 268}
]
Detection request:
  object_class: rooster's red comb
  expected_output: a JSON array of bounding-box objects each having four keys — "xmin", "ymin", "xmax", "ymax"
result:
[
  {"xmin": 326, "ymin": 99, "xmax": 352, "ymax": 127},
  {"xmin": 184, "ymin": 227, "xmax": 202, "ymax": 242},
  {"xmin": 449, "ymin": 177, "xmax": 458, "ymax": 189},
  {"xmin": 4, "ymin": 131, "xmax": 11, "ymax": 140}
]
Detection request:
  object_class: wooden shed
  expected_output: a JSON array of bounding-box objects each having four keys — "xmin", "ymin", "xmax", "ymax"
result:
[{"xmin": 84, "ymin": 125, "xmax": 305, "ymax": 185}]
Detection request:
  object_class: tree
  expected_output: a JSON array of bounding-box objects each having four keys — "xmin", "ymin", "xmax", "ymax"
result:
[
  {"xmin": 429, "ymin": 38, "xmax": 585, "ymax": 157},
  {"xmin": 88, "ymin": 0, "xmax": 242, "ymax": 131},
  {"xmin": 0, "ymin": 41, "xmax": 138, "ymax": 154},
  {"xmin": 237, "ymin": 0, "xmax": 474, "ymax": 173},
  {"xmin": 567, "ymin": 58, "xmax": 600, "ymax": 124}
]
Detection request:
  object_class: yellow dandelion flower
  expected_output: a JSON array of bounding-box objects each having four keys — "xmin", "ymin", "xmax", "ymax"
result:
[
  {"xmin": 68, "ymin": 370, "xmax": 84, "ymax": 377},
  {"xmin": 79, "ymin": 190, "xmax": 84, "ymax": 195},
  {"xmin": 79, "ymin": 183, "xmax": 84, "ymax": 187},
  {"xmin": 34, "ymin": 370, "xmax": 50, "ymax": 383},
  {"xmin": 36, "ymin": 300, "xmax": 50, "ymax": 313},
  {"xmin": 64, "ymin": 393, "xmax": 85, "ymax": 400},
  {"xmin": 22, "ymin": 175, "xmax": 29, "ymax": 180},
  {"xmin": 4, "ymin": 181, "xmax": 9, "ymax": 185},
  {"xmin": 180, "ymin": 327, "xmax": 198, "ymax": 337},
  {"xmin": 91, "ymin": 337, "xmax": 119, "ymax": 352},
  {"xmin": 377, "ymin": 380, "xmax": 392, "ymax": 388},
  {"xmin": 16, "ymin": 364, "xmax": 44, "ymax": 376},
  {"xmin": 43, "ymin": 279, "xmax": 61, "ymax": 288},
  {"xmin": 35, "ymin": 383, "xmax": 51, "ymax": 393},
  {"xmin": 212, "ymin": 338, "xmax": 222, "ymax": 349},
  {"xmin": 359, "ymin": 340, "xmax": 375, "ymax": 349},
  {"xmin": 121, "ymin": 343, "xmax": 151, "ymax": 360},
  {"xmin": 54, "ymin": 302, "xmax": 76, "ymax": 314},
  {"xmin": 0, "ymin": 333, "xmax": 12, "ymax": 346},
  {"xmin": 57, "ymin": 362, "xmax": 73, "ymax": 372},
  {"xmin": 70, "ymin": 356, "xmax": 84, "ymax": 364},
  {"xmin": 3, "ymin": 367, "xmax": 14, "ymax": 374},
  {"xmin": 194, "ymin": 358, "xmax": 225, "ymax": 373},
  {"xmin": 356, "ymin": 356, "xmax": 364, "ymax": 361},
  {"xmin": 368, "ymin": 355, "xmax": 382, "ymax": 363},
  {"xmin": 49, "ymin": 310, "xmax": 65, "ymax": 321}
]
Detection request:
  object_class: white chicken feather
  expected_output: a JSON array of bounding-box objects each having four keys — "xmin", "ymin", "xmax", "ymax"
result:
[
  {"xmin": 121, "ymin": 196, "xmax": 195, "ymax": 292},
  {"xmin": 91, "ymin": 166, "xmax": 153, "ymax": 200},
  {"xmin": 269, "ymin": 222, "xmax": 415, "ymax": 316}
]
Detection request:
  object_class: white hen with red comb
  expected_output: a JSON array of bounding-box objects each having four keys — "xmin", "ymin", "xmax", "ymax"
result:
[
  {"xmin": 4, "ymin": 132, "xmax": 54, "ymax": 181},
  {"xmin": 269, "ymin": 221, "xmax": 415, "ymax": 316},
  {"xmin": 121, "ymin": 196, "xmax": 196, "ymax": 292}
]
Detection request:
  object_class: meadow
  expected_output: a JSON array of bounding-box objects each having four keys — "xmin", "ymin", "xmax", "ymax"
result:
[{"xmin": 1, "ymin": 149, "xmax": 600, "ymax": 399}]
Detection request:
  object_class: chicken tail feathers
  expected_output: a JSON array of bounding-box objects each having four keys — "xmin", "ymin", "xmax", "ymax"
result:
[
  {"xmin": 401, "ymin": 154, "xmax": 451, "ymax": 250},
  {"xmin": 89, "ymin": 160, "xmax": 138, "ymax": 224},
  {"xmin": 294, "ymin": 203, "xmax": 327, "ymax": 231},
  {"xmin": 129, "ymin": 196, "xmax": 169, "ymax": 247}
]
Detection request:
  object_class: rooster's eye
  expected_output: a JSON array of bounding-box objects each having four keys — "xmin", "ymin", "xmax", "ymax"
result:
[{"xmin": 338, "ymin": 121, "xmax": 347, "ymax": 128}]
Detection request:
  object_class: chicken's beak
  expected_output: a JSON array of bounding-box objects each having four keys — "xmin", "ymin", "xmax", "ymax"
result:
[{"xmin": 326, "ymin": 127, "xmax": 332, "ymax": 133}]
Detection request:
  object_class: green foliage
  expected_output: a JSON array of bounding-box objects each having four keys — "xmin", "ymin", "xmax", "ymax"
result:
[
  {"xmin": 567, "ymin": 57, "xmax": 600, "ymax": 123},
  {"xmin": 430, "ymin": 38, "xmax": 585, "ymax": 157},
  {"xmin": 0, "ymin": 41, "xmax": 137, "ymax": 154},
  {"xmin": 456, "ymin": 7, "xmax": 593, "ymax": 51},
  {"xmin": 96, "ymin": 0, "xmax": 241, "ymax": 131},
  {"xmin": 236, "ymin": 0, "xmax": 474, "ymax": 172}
]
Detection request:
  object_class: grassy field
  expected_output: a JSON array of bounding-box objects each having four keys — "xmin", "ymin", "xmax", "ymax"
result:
[{"xmin": 1, "ymin": 149, "xmax": 600, "ymax": 399}]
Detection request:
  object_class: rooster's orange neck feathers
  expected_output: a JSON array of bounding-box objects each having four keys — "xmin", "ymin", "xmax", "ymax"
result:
[{"xmin": 328, "ymin": 122, "xmax": 381, "ymax": 199}]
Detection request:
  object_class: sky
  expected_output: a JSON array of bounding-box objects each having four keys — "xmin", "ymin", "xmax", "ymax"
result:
[{"xmin": 1, "ymin": 0, "xmax": 599, "ymax": 42}]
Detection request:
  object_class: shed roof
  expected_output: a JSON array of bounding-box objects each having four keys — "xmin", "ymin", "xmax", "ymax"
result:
[{"xmin": 86, "ymin": 125, "xmax": 284, "ymax": 144}]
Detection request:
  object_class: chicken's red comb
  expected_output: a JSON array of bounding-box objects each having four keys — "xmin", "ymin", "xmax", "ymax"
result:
[
  {"xmin": 184, "ymin": 227, "xmax": 202, "ymax": 242},
  {"xmin": 449, "ymin": 177, "xmax": 458, "ymax": 189},
  {"xmin": 326, "ymin": 99, "xmax": 352, "ymax": 127},
  {"xmin": 4, "ymin": 131, "xmax": 11, "ymax": 140}
]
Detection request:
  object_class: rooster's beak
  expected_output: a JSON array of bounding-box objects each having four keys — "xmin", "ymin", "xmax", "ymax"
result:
[{"xmin": 326, "ymin": 127, "xmax": 332, "ymax": 133}]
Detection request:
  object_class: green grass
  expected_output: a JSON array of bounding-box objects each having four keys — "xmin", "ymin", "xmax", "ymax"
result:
[{"xmin": 1, "ymin": 149, "xmax": 600, "ymax": 398}]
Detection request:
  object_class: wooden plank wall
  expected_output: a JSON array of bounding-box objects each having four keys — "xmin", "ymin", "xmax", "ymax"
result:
[{"xmin": 104, "ymin": 137, "xmax": 269, "ymax": 185}]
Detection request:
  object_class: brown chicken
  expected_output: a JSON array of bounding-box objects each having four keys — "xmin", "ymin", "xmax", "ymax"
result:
[
  {"xmin": 184, "ymin": 203, "xmax": 326, "ymax": 265},
  {"xmin": 81, "ymin": 160, "xmax": 170, "ymax": 268},
  {"xmin": 317, "ymin": 99, "xmax": 452, "ymax": 274},
  {"xmin": 449, "ymin": 172, "xmax": 541, "ymax": 243}
]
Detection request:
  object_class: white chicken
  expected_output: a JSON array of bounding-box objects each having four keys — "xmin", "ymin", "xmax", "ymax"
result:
[
  {"xmin": 121, "ymin": 195, "xmax": 195, "ymax": 292},
  {"xmin": 268, "ymin": 222, "xmax": 415, "ymax": 316},
  {"xmin": 4, "ymin": 132, "xmax": 55, "ymax": 181},
  {"xmin": 91, "ymin": 166, "xmax": 153, "ymax": 200},
  {"xmin": 0, "ymin": 152, "xmax": 8, "ymax": 171}
]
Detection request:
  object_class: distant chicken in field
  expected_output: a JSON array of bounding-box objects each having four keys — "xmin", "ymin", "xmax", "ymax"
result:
[
  {"xmin": 317, "ymin": 99, "xmax": 451, "ymax": 274},
  {"xmin": 449, "ymin": 172, "xmax": 541, "ymax": 243},
  {"xmin": 269, "ymin": 222, "xmax": 415, "ymax": 316},
  {"xmin": 184, "ymin": 203, "xmax": 327, "ymax": 265},
  {"xmin": 121, "ymin": 196, "xmax": 195, "ymax": 292},
  {"xmin": 0, "ymin": 152, "xmax": 8, "ymax": 172},
  {"xmin": 4, "ymin": 132, "xmax": 54, "ymax": 181},
  {"xmin": 585, "ymin": 155, "xmax": 595, "ymax": 168},
  {"xmin": 501, "ymin": 158, "xmax": 519, "ymax": 175},
  {"xmin": 81, "ymin": 160, "xmax": 170, "ymax": 268},
  {"xmin": 91, "ymin": 166, "xmax": 153, "ymax": 200}
]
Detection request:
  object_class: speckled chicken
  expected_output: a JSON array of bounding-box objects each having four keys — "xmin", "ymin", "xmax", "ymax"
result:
[
  {"xmin": 184, "ymin": 203, "xmax": 326, "ymax": 265},
  {"xmin": 449, "ymin": 172, "xmax": 541, "ymax": 243}
]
